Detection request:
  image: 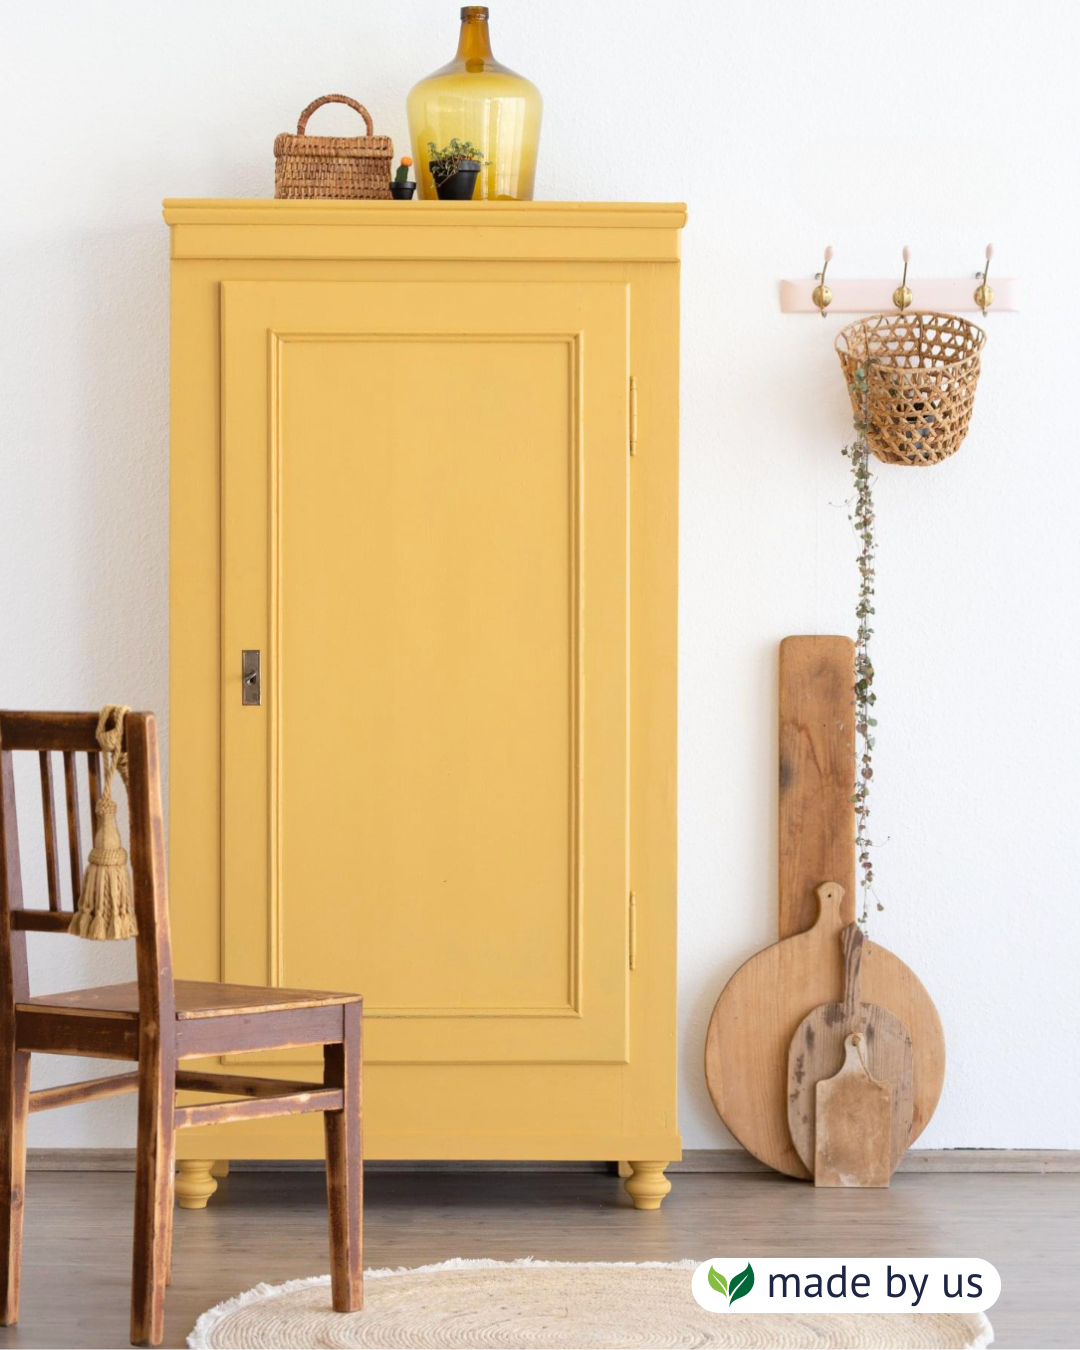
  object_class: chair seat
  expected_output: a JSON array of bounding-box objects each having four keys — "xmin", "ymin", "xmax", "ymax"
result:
[{"xmin": 19, "ymin": 979, "xmax": 361, "ymax": 1021}]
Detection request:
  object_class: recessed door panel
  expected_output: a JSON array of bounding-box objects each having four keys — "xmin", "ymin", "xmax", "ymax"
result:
[{"xmin": 221, "ymin": 280, "xmax": 630, "ymax": 1063}]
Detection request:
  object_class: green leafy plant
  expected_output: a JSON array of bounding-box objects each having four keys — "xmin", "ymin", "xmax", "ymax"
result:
[
  {"xmin": 842, "ymin": 363, "xmax": 881, "ymax": 926},
  {"xmin": 426, "ymin": 138, "xmax": 486, "ymax": 185},
  {"xmin": 708, "ymin": 1262, "xmax": 755, "ymax": 1308}
]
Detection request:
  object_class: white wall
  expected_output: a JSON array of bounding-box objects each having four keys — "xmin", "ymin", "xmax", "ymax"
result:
[{"xmin": 2, "ymin": 0, "xmax": 1078, "ymax": 1152}]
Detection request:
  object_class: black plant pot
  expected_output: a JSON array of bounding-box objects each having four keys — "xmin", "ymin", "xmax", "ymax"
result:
[
  {"xmin": 390, "ymin": 181, "xmax": 417, "ymax": 200},
  {"xmin": 433, "ymin": 162, "xmax": 481, "ymax": 201}
]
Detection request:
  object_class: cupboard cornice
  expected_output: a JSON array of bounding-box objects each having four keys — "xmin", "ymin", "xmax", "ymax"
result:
[{"xmin": 162, "ymin": 198, "xmax": 687, "ymax": 263}]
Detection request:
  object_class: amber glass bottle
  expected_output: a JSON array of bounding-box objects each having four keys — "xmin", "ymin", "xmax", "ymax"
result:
[{"xmin": 407, "ymin": 7, "xmax": 542, "ymax": 201}]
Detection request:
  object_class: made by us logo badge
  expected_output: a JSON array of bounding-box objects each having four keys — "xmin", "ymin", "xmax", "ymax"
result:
[{"xmin": 692, "ymin": 1258, "xmax": 1000, "ymax": 1314}]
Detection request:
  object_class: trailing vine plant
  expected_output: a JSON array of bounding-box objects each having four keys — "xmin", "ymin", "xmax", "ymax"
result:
[{"xmin": 841, "ymin": 362, "xmax": 881, "ymax": 927}]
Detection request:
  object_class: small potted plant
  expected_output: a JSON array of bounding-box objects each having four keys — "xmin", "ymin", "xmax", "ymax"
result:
[
  {"xmin": 427, "ymin": 139, "xmax": 486, "ymax": 200},
  {"xmin": 390, "ymin": 157, "xmax": 416, "ymax": 200}
]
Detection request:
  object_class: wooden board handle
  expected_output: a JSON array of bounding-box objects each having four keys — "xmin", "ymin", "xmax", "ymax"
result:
[
  {"xmin": 815, "ymin": 881, "xmax": 845, "ymax": 925},
  {"xmin": 841, "ymin": 920, "xmax": 864, "ymax": 1020}
]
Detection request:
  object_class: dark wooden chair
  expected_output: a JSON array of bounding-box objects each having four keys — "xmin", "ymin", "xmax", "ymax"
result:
[{"xmin": 0, "ymin": 711, "xmax": 362, "ymax": 1347}]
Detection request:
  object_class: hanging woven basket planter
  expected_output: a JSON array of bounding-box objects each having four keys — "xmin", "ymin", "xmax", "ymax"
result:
[{"xmin": 836, "ymin": 311, "xmax": 986, "ymax": 466}]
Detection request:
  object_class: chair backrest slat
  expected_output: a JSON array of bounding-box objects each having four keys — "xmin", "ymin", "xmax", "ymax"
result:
[
  {"xmin": 0, "ymin": 712, "xmax": 174, "ymax": 1025},
  {"xmin": 87, "ymin": 751, "xmax": 101, "ymax": 814},
  {"xmin": 62, "ymin": 750, "xmax": 83, "ymax": 901},
  {"xmin": 38, "ymin": 752, "xmax": 62, "ymax": 911}
]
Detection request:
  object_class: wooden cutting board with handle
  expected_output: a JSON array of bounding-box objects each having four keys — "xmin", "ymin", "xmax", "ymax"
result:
[
  {"xmin": 788, "ymin": 917, "xmax": 914, "ymax": 1178},
  {"xmin": 814, "ymin": 1031, "xmax": 893, "ymax": 1188},
  {"xmin": 703, "ymin": 636, "xmax": 945, "ymax": 1179}
]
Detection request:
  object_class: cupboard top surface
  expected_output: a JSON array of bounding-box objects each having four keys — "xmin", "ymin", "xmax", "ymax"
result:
[{"xmin": 162, "ymin": 198, "xmax": 687, "ymax": 263}]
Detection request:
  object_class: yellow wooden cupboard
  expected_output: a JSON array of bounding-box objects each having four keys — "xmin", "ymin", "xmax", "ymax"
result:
[{"xmin": 163, "ymin": 200, "xmax": 685, "ymax": 1209}]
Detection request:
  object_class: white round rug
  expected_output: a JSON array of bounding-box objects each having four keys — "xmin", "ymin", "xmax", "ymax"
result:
[{"xmin": 188, "ymin": 1259, "xmax": 994, "ymax": 1349}]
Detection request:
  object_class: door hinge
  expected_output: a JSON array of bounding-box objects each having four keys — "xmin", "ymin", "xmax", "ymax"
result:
[
  {"xmin": 628, "ymin": 891, "xmax": 637, "ymax": 970},
  {"xmin": 629, "ymin": 375, "xmax": 638, "ymax": 457}
]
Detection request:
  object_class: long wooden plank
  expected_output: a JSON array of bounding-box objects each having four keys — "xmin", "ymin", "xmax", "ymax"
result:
[
  {"xmin": 778, "ymin": 636, "xmax": 857, "ymax": 936},
  {"xmin": 175, "ymin": 1089, "xmax": 342, "ymax": 1129}
]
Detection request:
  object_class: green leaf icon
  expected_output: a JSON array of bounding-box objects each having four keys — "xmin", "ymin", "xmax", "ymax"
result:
[
  {"xmin": 728, "ymin": 1262, "xmax": 755, "ymax": 1307},
  {"xmin": 707, "ymin": 1266, "xmax": 728, "ymax": 1296}
]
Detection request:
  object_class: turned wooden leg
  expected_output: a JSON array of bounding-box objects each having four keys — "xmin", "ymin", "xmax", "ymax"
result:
[
  {"xmin": 323, "ymin": 1002, "xmax": 363, "ymax": 1313},
  {"xmin": 174, "ymin": 1160, "xmax": 217, "ymax": 1210},
  {"xmin": 210, "ymin": 1160, "xmax": 229, "ymax": 1178},
  {"xmin": 0, "ymin": 1049, "xmax": 30, "ymax": 1325},
  {"xmin": 131, "ymin": 1051, "xmax": 176, "ymax": 1347},
  {"xmin": 616, "ymin": 1160, "xmax": 632, "ymax": 1179},
  {"xmin": 624, "ymin": 1160, "xmax": 672, "ymax": 1210}
]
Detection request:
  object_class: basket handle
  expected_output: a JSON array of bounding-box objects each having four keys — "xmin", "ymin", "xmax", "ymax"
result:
[{"xmin": 295, "ymin": 94, "xmax": 374, "ymax": 137}]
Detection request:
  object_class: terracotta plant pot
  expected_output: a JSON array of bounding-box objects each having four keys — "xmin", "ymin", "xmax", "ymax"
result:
[{"xmin": 433, "ymin": 161, "xmax": 481, "ymax": 200}]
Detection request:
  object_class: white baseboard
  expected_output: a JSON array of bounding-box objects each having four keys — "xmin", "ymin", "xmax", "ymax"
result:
[
  {"xmin": 674, "ymin": 1148, "xmax": 1080, "ymax": 1174},
  {"xmin": 26, "ymin": 1147, "xmax": 1080, "ymax": 1174}
]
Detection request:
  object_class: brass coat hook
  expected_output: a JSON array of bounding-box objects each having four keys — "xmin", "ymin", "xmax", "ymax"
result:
[
  {"xmin": 812, "ymin": 245, "xmax": 834, "ymax": 317},
  {"xmin": 893, "ymin": 246, "xmax": 913, "ymax": 312},
  {"xmin": 975, "ymin": 243, "xmax": 995, "ymax": 315}
]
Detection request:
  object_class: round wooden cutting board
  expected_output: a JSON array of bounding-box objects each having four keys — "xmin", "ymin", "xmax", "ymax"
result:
[{"xmin": 704, "ymin": 885, "xmax": 944, "ymax": 1179}]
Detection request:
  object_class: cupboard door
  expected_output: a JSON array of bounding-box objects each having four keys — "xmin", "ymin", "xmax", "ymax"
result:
[{"xmin": 221, "ymin": 278, "xmax": 630, "ymax": 1063}]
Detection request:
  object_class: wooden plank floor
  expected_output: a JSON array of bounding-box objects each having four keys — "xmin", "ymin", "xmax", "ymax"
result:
[{"xmin": 0, "ymin": 1169, "xmax": 1075, "ymax": 1348}]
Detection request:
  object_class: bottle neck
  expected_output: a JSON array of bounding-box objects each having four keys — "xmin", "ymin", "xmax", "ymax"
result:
[{"xmin": 455, "ymin": 10, "xmax": 495, "ymax": 63}]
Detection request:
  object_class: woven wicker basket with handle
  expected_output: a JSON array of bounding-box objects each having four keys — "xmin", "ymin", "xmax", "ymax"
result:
[
  {"xmin": 274, "ymin": 94, "xmax": 392, "ymax": 200},
  {"xmin": 836, "ymin": 311, "xmax": 986, "ymax": 466}
]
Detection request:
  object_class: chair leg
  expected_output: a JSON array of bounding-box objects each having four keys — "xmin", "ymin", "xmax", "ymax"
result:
[
  {"xmin": 163, "ymin": 1169, "xmax": 174, "ymax": 1287},
  {"xmin": 323, "ymin": 1003, "xmax": 362, "ymax": 1313},
  {"xmin": 0, "ymin": 1049, "xmax": 30, "ymax": 1325},
  {"xmin": 130, "ymin": 1052, "xmax": 175, "ymax": 1347}
]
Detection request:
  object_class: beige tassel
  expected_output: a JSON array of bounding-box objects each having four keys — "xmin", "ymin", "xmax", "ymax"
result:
[{"xmin": 69, "ymin": 705, "xmax": 138, "ymax": 940}]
